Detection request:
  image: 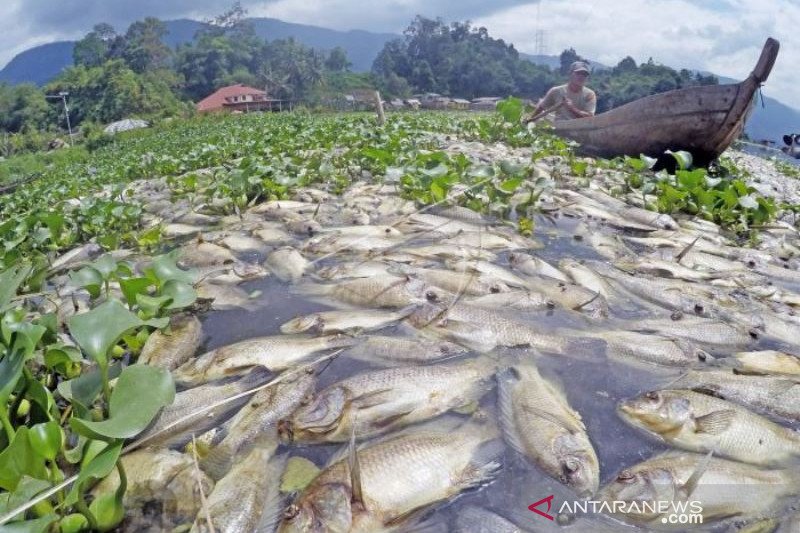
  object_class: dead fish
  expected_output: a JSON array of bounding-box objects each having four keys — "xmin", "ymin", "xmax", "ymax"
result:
[
  {"xmin": 304, "ymin": 234, "xmax": 398, "ymax": 254},
  {"xmin": 509, "ymin": 252, "xmax": 568, "ymax": 281},
  {"xmin": 397, "ymin": 266, "xmax": 511, "ymax": 296},
  {"xmin": 285, "ymin": 218, "xmax": 323, "ymax": 236},
  {"xmin": 466, "ymin": 290, "xmax": 553, "ymax": 310},
  {"xmin": 192, "ymin": 447, "xmax": 285, "ymax": 533},
  {"xmin": 407, "ymin": 302, "xmax": 599, "ymax": 356},
  {"xmin": 280, "ymin": 308, "xmax": 411, "ymax": 335},
  {"xmin": 671, "ymin": 368, "xmax": 800, "ymax": 421},
  {"xmin": 730, "ymin": 350, "xmax": 800, "ymax": 376},
  {"xmin": 597, "ymin": 452, "xmax": 800, "ymax": 528},
  {"xmin": 280, "ymin": 359, "xmax": 496, "ymax": 443},
  {"xmin": 619, "ymin": 389, "xmax": 800, "ymax": 466},
  {"xmin": 498, "ymin": 364, "xmax": 599, "ymax": 496},
  {"xmin": 50, "ymin": 243, "xmax": 103, "ymax": 272},
  {"xmin": 294, "ymin": 276, "xmax": 447, "ymax": 309},
  {"xmin": 278, "ymin": 420, "xmax": 502, "ymax": 532},
  {"xmin": 163, "ymin": 223, "xmax": 205, "ymax": 238},
  {"xmin": 179, "ymin": 242, "xmax": 237, "ymax": 268},
  {"xmin": 341, "ymin": 335, "xmax": 468, "ymax": 366},
  {"xmin": 174, "ymin": 335, "xmax": 355, "ymax": 386},
  {"xmin": 92, "ymin": 448, "xmax": 213, "ymax": 528},
  {"xmin": 202, "ymin": 371, "xmax": 316, "ymax": 480},
  {"xmin": 138, "ymin": 314, "xmax": 203, "ymax": 371},
  {"xmin": 315, "ymin": 261, "xmax": 394, "ymax": 281},
  {"xmin": 220, "ymin": 233, "xmax": 270, "ymax": 254},
  {"xmin": 265, "ymin": 247, "xmax": 309, "ymax": 282},
  {"xmin": 135, "ymin": 368, "xmax": 271, "ymax": 449},
  {"xmin": 582, "ymin": 330, "xmax": 709, "ymax": 368},
  {"xmin": 626, "ymin": 317, "xmax": 756, "ymax": 347},
  {"xmin": 196, "ymin": 282, "xmax": 259, "ymax": 311}
]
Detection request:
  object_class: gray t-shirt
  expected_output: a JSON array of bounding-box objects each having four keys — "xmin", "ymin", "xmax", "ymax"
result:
[{"xmin": 538, "ymin": 84, "xmax": 597, "ymax": 120}]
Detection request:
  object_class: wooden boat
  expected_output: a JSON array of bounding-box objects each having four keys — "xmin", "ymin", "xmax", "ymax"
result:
[{"xmin": 552, "ymin": 38, "xmax": 780, "ymax": 167}]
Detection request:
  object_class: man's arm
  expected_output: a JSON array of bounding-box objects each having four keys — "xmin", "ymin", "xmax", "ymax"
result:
[{"xmin": 522, "ymin": 89, "xmax": 563, "ymax": 124}]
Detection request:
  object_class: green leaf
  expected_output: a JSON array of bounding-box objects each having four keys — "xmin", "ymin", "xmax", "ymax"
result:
[
  {"xmin": 69, "ymin": 267, "xmax": 103, "ymax": 299},
  {"xmin": 69, "ymin": 365, "xmax": 175, "ymax": 440},
  {"xmin": 430, "ymin": 181, "xmax": 445, "ymax": 202},
  {"xmin": 496, "ymin": 96, "xmax": 523, "ymax": 123},
  {"xmin": 57, "ymin": 363, "xmax": 123, "ymax": 410},
  {"xmin": 90, "ymin": 255, "xmax": 118, "ymax": 280},
  {"xmin": 0, "ymin": 263, "xmax": 32, "ymax": 312},
  {"xmin": 25, "ymin": 379, "xmax": 56, "ymax": 422},
  {"xmin": 135, "ymin": 293, "xmax": 171, "ymax": 317},
  {"xmin": 64, "ymin": 440, "xmax": 122, "ymax": 506},
  {"xmin": 118, "ymin": 277, "xmax": 152, "ymax": 307},
  {"xmin": 147, "ymin": 252, "xmax": 197, "ymax": 286},
  {"xmin": 67, "ymin": 299, "xmax": 147, "ymax": 366},
  {"xmin": 0, "ymin": 476, "xmax": 51, "ymax": 522},
  {"xmin": 0, "ymin": 428, "xmax": 49, "ymax": 491},
  {"xmin": 499, "ymin": 177, "xmax": 523, "ymax": 193},
  {"xmin": 0, "ymin": 350, "xmax": 25, "ymax": 407},
  {"xmin": 161, "ymin": 280, "xmax": 197, "ymax": 310},
  {"xmin": 666, "ymin": 150, "xmax": 693, "ymax": 170},
  {"xmin": 28, "ymin": 422, "xmax": 62, "ymax": 461},
  {"xmin": 0, "ymin": 514, "xmax": 58, "ymax": 533}
]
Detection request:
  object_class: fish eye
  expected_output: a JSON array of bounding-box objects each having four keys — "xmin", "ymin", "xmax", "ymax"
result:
[
  {"xmin": 301, "ymin": 393, "xmax": 314, "ymax": 405},
  {"xmin": 693, "ymin": 303, "xmax": 704, "ymax": 314},
  {"xmin": 284, "ymin": 505, "xmax": 300, "ymax": 520},
  {"xmin": 564, "ymin": 458, "xmax": 581, "ymax": 473},
  {"xmin": 617, "ymin": 470, "xmax": 636, "ymax": 483},
  {"xmin": 425, "ymin": 290, "xmax": 440, "ymax": 302},
  {"xmin": 748, "ymin": 329, "xmax": 759, "ymax": 340}
]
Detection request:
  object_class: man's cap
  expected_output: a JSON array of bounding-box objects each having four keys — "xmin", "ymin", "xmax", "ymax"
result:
[{"xmin": 570, "ymin": 61, "xmax": 591, "ymax": 74}]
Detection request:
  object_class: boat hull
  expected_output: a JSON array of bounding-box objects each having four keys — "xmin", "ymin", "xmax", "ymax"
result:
[{"xmin": 552, "ymin": 38, "xmax": 779, "ymax": 167}]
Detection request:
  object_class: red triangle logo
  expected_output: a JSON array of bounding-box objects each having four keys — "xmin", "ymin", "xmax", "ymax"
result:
[{"xmin": 528, "ymin": 494, "xmax": 555, "ymax": 521}]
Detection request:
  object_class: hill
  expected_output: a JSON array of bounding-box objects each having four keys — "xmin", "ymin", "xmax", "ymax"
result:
[
  {"xmin": 0, "ymin": 41, "xmax": 75, "ymax": 85},
  {"xmin": 0, "ymin": 17, "xmax": 398, "ymax": 86}
]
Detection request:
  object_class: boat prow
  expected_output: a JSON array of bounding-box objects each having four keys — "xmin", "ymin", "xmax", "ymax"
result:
[{"xmin": 552, "ymin": 38, "xmax": 780, "ymax": 167}]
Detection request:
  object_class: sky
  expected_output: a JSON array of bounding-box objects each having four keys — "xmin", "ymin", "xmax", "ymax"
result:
[{"xmin": 1, "ymin": 0, "xmax": 797, "ymax": 108}]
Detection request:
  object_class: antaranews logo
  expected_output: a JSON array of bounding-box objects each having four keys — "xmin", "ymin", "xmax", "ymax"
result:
[{"xmin": 528, "ymin": 495, "xmax": 704, "ymax": 526}]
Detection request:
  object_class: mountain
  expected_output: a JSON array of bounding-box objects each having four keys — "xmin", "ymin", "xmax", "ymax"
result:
[
  {"xmin": 0, "ymin": 17, "xmax": 397, "ymax": 87},
  {"xmin": 714, "ymin": 76, "xmax": 799, "ymax": 143},
  {"xmin": 1, "ymin": 23, "xmax": 797, "ymax": 142},
  {"xmin": 0, "ymin": 41, "xmax": 75, "ymax": 86}
]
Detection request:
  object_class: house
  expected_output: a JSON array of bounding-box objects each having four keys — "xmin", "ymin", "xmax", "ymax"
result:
[
  {"xmin": 196, "ymin": 84, "xmax": 284, "ymax": 113},
  {"xmin": 470, "ymin": 97, "xmax": 503, "ymax": 111},
  {"xmin": 449, "ymin": 98, "xmax": 471, "ymax": 110},
  {"xmin": 404, "ymin": 99, "xmax": 421, "ymax": 110}
]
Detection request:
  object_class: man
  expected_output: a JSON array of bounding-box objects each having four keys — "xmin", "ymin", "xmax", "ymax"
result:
[{"xmin": 524, "ymin": 61, "xmax": 597, "ymax": 123}]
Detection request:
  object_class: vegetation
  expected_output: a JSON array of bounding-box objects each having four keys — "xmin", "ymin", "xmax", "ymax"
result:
[{"xmin": 0, "ymin": 101, "xmax": 796, "ymax": 529}]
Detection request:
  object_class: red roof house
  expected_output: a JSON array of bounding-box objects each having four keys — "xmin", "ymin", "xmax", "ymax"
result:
[{"xmin": 196, "ymin": 84, "xmax": 282, "ymax": 113}]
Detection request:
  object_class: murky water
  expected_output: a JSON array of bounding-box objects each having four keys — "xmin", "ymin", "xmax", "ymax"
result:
[{"xmin": 188, "ymin": 203, "xmax": 799, "ymax": 533}]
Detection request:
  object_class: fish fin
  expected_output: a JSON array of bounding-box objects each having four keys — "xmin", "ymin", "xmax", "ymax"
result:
[
  {"xmin": 351, "ymin": 388, "xmax": 393, "ymax": 408},
  {"xmin": 348, "ymin": 426, "xmax": 365, "ymax": 507},
  {"xmin": 371, "ymin": 409, "xmax": 414, "ymax": 429},
  {"xmin": 384, "ymin": 507, "xmax": 430, "ymax": 529},
  {"xmin": 234, "ymin": 366, "xmax": 274, "ymax": 392},
  {"xmin": 675, "ymin": 236, "xmax": 701, "ymax": 264},
  {"xmin": 200, "ymin": 442, "xmax": 234, "ymax": 481},
  {"xmin": 693, "ymin": 410, "xmax": 736, "ymax": 435},
  {"xmin": 497, "ymin": 368, "xmax": 528, "ymax": 455},
  {"xmin": 680, "ymin": 450, "xmax": 714, "ymax": 500},
  {"xmin": 254, "ymin": 453, "xmax": 289, "ymax": 533}
]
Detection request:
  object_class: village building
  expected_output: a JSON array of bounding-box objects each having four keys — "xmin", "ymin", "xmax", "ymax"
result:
[{"xmin": 196, "ymin": 84, "xmax": 285, "ymax": 113}]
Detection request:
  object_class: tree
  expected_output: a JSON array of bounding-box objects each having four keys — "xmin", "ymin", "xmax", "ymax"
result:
[
  {"xmin": 325, "ymin": 47, "xmax": 351, "ymax": 72},
  {"xmin": 120, "ymin": 18, "xmax": 172, "ymax": 73},
  {"xmin": 73, "ymin": 24, "xmax": 118, "ymax": 67},
  {"xmin": 559, "ymin": 48, "xmax": 586, "ymax": 76},
  {"xmin": 614, "ymin": 56, "xmax": 637, "ymax": 75}
]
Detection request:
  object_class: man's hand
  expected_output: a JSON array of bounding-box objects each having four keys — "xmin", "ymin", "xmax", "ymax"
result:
[{"xmin": 564, "ymin": 98, "xmax": 590, "ymax": 118}]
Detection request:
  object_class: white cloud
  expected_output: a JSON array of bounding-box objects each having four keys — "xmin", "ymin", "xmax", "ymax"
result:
[{"xmin": 474, "ymin": 0, "xmax": 800, "ymax": 108}]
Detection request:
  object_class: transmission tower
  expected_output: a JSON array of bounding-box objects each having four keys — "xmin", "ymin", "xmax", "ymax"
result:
[{"xmin": 534, "ymin": 0, "xmax": 548, "ymax": 55}]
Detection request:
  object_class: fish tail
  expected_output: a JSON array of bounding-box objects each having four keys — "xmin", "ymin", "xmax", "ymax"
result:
[
  {"xmin": 200, "ymin": 443, "xmax": 235, "ymax": 481},
  {"xmin": 290, "ymin": 282, "xmax": 332, "ymax": 299},
  {"xmin": 459, "ymin": 437, "xmax": 504, "ymax": 490}
]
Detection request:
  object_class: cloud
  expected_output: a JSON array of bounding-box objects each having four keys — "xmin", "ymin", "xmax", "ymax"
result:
[
  {"xmin": 474, "ymin": 0, "xmax": 800, "ymax": 108},
  {"xmin": 0, "ymin": 0, "xmax": 797, "ymax": 109}
]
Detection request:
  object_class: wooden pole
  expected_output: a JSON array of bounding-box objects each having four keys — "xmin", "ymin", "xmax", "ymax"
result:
[{"xmin": 373, "ymin": 90, "xmax": 386, "ymax": 125}]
